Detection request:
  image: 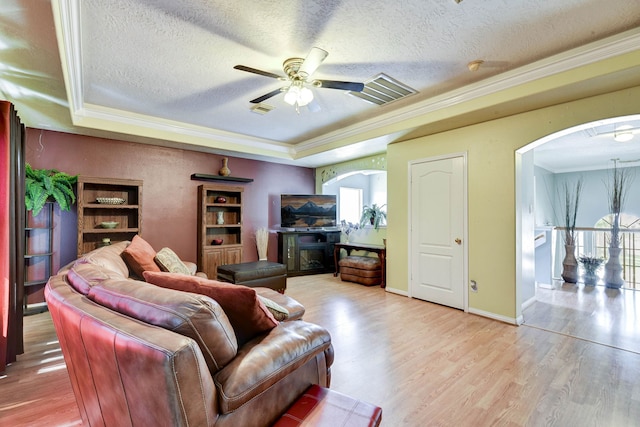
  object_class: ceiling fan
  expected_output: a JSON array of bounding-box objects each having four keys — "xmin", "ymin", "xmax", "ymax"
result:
[{"xmin": 234, "ymin": 47, "xmax": 365, "ymax": 109}]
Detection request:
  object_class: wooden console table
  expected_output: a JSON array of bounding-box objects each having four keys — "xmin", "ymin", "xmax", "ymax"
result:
[{"xmin": 333, "ymin": 242, "xmax": 386, "ymax": 288}]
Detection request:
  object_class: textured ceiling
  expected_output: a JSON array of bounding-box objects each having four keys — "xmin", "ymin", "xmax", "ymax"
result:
[{"xmin": 1, "ymin": 0, "xmax": 640, "ymax": 167}]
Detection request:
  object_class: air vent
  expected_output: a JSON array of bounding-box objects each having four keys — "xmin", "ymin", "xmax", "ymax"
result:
[
  {"xmin": 250, "ymin": 103, "xmax": 274, "ymax": 114},
  {"xmin": 348, "ymin": 73, "xmax": 417, "ymax": 106}
]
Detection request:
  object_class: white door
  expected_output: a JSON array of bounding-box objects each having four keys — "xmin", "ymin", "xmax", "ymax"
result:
[{"xmin": 410, "ymin": 155, "xmax": 466, "ymax": 309}]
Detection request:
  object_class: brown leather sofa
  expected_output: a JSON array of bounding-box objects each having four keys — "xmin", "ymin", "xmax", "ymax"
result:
[{"xmin": 45, "ymin": 241, "xmax": 334, "ymax": 427}]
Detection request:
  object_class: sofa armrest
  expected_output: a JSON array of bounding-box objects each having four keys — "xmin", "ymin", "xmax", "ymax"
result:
[
  {"xmin": 214, "ymin": 320, "xmax": 333, "ymax": 414},
  {"xmin": 183, "ymin": 261, "xmax": 208, "ymax": 278}
]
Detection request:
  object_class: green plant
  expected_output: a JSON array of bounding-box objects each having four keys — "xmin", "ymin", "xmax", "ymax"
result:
[
  {"xmin": 25, "ymin": 163, "xmax": 78, "ymax": 216},
  {"xmin": 359, "ymin": 204, "xmax": 387, "ymax": 230},
  {"xmin": 578, "ymin": 255, "xmax": 604, "ymax": 275}
]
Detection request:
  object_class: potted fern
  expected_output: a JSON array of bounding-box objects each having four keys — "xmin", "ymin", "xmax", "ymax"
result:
[
  {"xmin": 359, "ymin": 204, "xmax": 387, "ymax": 230},
  {"xmin": 25, "ymin": 163, "xmax": 78, "ymax": 216}
]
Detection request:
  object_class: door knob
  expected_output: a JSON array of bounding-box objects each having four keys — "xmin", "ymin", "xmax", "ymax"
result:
[{"xmin": 455, "ymin": 238, "xmax": 462, "ymax": 245}]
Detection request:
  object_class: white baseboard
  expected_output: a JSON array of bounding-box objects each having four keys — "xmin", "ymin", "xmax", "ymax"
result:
[
  {"xmin": 385, "ymin": 287, "xmax": 408, "ymax": 297},
  {"xmin": 521, "ymin": 296, "xmax": 537, "ymax": 310},
  {"xmin": 468, "ymin": 307, "xmax": 521, "ymax": 325}
]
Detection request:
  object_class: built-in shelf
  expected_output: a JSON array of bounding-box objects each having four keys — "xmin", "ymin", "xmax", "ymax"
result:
[
  {"xmin": 77, "ymin": 177, "xmax": 143, "ymax": 256},
  {"xmin": 197, "ymin": 184, "xmax": 244, "ymax": 278},
  {"xmin": 191, "ymin": 173, "xmax": 253, "ymax": 183}
]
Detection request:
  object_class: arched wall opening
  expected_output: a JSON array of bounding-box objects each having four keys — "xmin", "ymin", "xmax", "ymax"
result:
[{"xmin": 516, "ymin": 114, "xmax": 640, "ymax": 320}]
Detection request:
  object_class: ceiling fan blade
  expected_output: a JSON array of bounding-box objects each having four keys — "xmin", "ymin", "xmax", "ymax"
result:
[
  {"xmin": 250, "ymin": 88, "xmax": 284, "ymax": 104},
  {"xmin": 298, "ymin": 47, "xmax": 328, "ymax": 78},
  {"xmin": 316, "ymin": 80, "xmax": 364, "ymax": 92},
  {"xmin": 234, "ymin": 65, "xmax": 283, "ymax": 80},
  {"xmin": 597, "ymin": 126, "xmax": 640, "ymax": 137}
]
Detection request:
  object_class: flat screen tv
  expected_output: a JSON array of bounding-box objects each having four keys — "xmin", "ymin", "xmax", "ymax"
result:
[{"xmin": 280, "ymin": 194, "xmax": 337, "ymax": 229}]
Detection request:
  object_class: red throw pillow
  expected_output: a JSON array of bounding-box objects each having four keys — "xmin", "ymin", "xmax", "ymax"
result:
[
  {"xmin": 143, "ymin": 271, "xmax": 278, "ymax": 344},
  {"xmin": 121, "ymin": 235, "xmax": 161, "ymax": 277}
]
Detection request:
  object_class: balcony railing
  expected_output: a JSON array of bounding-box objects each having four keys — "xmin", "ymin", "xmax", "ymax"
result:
[{"xmin": 552, "ymin": 227, "xmax": 640, "ymax": 290}]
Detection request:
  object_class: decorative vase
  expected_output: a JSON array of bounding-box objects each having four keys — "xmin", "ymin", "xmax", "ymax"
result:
[
  {"xmin": 604, "ymin": 246, "xmax": 624, "ymax": 289},
  {"xmin": 218, "ymin": 157, "xmax": 231, "ymax": 177},
  {"xmin": 561, "ymin": 244, "xmax": 578, "ymax": 283},
  {"xmin": 217, "ymin": 211, "xmax": 224, "ymax": 225},
  {"xmin": 583, "ymin": 271, "xmax": 598, "ymax": 286}
]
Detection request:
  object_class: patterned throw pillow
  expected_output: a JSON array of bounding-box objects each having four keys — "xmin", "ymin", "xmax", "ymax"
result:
[
  {"xmin": 258, "ymin": 295, "xmax": 289, "ymax": 321},
  {"xmin": 154, "ymin": 247, "xmax": 192, "ymax": 275}
]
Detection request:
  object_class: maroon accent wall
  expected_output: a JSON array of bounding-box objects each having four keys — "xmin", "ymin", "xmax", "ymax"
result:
[{"xmin": 25, "ymin": 129, "xmax": 315, "ymax": 269}]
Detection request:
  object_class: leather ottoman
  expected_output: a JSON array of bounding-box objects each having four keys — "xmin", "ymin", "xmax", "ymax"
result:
[
  {"xmin": 273, "ymin": 384, "xmax": 382, "ymax": 427},
  {"xmin": 217, "ymin": 260, "xmax": 287, "ymax": 293},
  {"xmin": 338, "ymin": 256, "xmax": 382, "ymax": 286}
]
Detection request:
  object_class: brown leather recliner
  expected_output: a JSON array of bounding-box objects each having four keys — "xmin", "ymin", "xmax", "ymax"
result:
[{"xmin": 45, "ymin": 242, "xmax": 333, "ymax": 427}]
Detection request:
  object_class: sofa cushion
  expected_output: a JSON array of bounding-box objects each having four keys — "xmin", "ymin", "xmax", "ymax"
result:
[
  {"xmin": 67, "ymin": 262, "xmax": 112, "ymax": 295},
  {"xmin": 78, "ymin": 240, "xmax": 131, "ymax": 279},
  {"xmin": 87, "ymin": 279, "xmax": 238, "ymax": 373},
  {"xmin": 121, "ymin": 235, "xmax": 161, "ymax": 277},
  {"xmin": 154, "ymin": 247, "xmax": 192, "ymax": 275},
  {"xmin": 143, "ymin": 271, "xmax": 278, "ymax": 345}
]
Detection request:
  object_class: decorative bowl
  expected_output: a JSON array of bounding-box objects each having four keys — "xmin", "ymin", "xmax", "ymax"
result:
[
  {"xmin": 100, "ymin": 221, "xmax": 119, "ymax": 229},
  {"xmin": 211, "ymin": 238, "xmax": 224, "ymax": 245},
  {"xmin": 215, "ymin": 196, "xmax": 227, "ymax": 203},
  {"xmin": 96, "ymin": 197, "xmax": 125, "ymax": 205}
]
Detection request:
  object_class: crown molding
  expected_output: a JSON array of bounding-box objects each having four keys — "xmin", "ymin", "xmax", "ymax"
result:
[{"xmin": 53, "ymin": 0, "xmax": 640, "ymax": 161}]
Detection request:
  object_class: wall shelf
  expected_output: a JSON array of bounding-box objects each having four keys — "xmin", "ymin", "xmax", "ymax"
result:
[{"xmin": 191, "ymin": 173, "xmax": 253, "ymax": 183}]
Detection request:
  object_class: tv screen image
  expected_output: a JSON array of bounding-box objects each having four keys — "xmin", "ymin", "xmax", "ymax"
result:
[{"xmin": 281, "ymin": 194, "xmax": 337, "ymax": 228}]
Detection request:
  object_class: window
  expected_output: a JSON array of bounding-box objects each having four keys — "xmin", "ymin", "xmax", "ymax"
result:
[{"xmin": 339, "ymin": 187, "xmax": 362, "ymax": 224}]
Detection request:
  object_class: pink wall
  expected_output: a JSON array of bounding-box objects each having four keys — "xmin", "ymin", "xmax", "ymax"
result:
[{"xmin": 25, "ymin": 129, "xmax": 315, "ymax": 268}]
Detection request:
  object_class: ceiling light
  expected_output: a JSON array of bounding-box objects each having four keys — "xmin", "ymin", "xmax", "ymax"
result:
[
  {"xmin": 614, "ymin": 125, "xmax": 634, "ymax": 142},
  {"xmin": 284, "ymin": 81, "xmax": 313, "ymax": 107}
]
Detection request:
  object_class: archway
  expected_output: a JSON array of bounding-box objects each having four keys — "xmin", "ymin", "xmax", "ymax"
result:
[{"xmin": 515, "ymin": 115, "xmax": 640, "ymax": 352}]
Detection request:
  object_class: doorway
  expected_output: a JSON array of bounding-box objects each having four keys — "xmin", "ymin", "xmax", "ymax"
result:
[{"xmin": 409, "ymin": 154, "xmax": 467, "ymax": 310}]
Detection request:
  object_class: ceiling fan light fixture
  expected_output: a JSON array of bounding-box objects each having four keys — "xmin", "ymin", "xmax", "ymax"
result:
[
  {"xmin": 614, "ymin": 125, "xmax": 634, "ymax": 142},
  {"xmin": 284, "ymin": 82, "xmax": 313, "ymax": 107}
]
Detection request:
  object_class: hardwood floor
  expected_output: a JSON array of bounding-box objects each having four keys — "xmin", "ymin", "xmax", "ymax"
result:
[
  {"xmin": 2, "ymin": 274, "xmax": 640, "ymax": 426},
  {"xmin": 522, "ymin": 280, "xmax": 640, "ymax": 354},
  {"xmin": 0, "ymin": 309, "xmax": 82, "ymax": 426}
]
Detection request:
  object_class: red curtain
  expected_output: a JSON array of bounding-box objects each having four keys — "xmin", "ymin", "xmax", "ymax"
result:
[{"xmin": 0, "ymin": 101, "xmax": 25, "ymax": 373}]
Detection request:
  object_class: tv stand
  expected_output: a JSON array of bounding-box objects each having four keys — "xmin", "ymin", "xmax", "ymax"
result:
[{"xmin": 277, "ymin": 231, "xmax": 341, "ymax": 276}]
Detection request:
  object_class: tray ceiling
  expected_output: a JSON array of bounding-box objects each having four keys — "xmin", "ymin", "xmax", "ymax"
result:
[{"xmin": 1, "ymin": 0, "xmax": 640, "ymax": 167}]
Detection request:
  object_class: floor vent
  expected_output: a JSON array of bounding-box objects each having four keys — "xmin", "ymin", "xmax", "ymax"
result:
[
  {"xmin": 348, "ymin": 73, "xmax": 417, "ymax": 106},
  {"xmin": 251, "ymin": 103, "xmax": 274, "ymax": 114}
]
